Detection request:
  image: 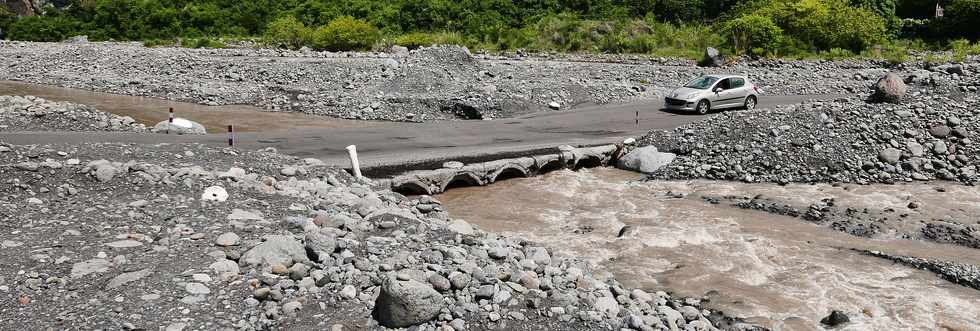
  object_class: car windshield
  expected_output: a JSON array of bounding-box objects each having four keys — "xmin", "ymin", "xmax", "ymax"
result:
[{"xmin": 684, "ymin": 76, "xmax": 719, "ymax": 89}]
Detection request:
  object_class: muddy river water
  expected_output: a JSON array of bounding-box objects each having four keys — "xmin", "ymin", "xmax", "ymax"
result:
[
  {"xmin": 438, "ymin": 168, "xmax": 980, "ymax": 330},
  {"xmin": 0, "ymin": 81, "xmax": 381, "ymax": 133}
]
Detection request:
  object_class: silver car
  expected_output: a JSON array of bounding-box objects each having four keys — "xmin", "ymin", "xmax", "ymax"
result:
[{"xmin": 664, "ymin": 75, "xmax": 760, "ymax": 114}]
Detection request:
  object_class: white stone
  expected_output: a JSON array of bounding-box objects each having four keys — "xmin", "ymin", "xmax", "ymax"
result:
[{"xmin": 201, "ymin": 186, "xmax": 228, "ymax": 202}]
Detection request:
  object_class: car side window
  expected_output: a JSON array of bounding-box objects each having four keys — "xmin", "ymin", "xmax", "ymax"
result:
[
  {"xmin": 715, "ymin": 79, "xmax": 730, "ymax": 90},
  {"xmin": 732, "ymin": 78, "xmax": 745, "ymax": 88}
]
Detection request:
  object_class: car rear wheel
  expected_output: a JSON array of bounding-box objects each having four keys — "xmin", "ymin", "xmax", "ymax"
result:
[
  {"xmin": 744, "ymin": 96, "xmax": 757, "ymax": 110},
  {"xmin": 696, "ymin": 100, "xmax": 710, "ymax": 115}
]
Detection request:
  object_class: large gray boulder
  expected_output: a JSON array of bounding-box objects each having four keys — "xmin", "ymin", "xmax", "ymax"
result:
[
  {"xmin": 240, "ymin": 235, "xmax": 309, "ymax": 267},
  {"xmin": 870, "ymin": 73, "xmax": 906, "ymax": 103},
  {"xmin": 616, "ymin": 146, "xmax": 676, "ymax": 174},
  {"xmin": 152, "ymin": 118, "xmax": 206, "ymax": 135},
  {"xmin": 373, "ymin": 277, "xmax": 445, "ymax": 328},
  {"xmin": 878, "ymin": 148, "xmax": 901, "ymax": 165},
  {"xmin": 698, "ymin": 47, "xmax": 724, "ymax": 67},
  {"xmin": 304, "ymin": 230, "xmax": 337, "ymax": 263}
]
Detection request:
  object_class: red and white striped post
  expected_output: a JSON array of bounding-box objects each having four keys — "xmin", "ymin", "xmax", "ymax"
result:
[
  {"xmin": 167, "ymin": 107, "xmax": 174, "ymax": 134},
  {"xmin": 227, "ymin": 125, "xmax": 235, "ymax": 147}
]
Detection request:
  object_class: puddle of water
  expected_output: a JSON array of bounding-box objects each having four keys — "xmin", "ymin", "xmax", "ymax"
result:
[
  {"xmin": 438, "ymin": 168, "xmax": 980, "ymax": 330},
  {"xmin": 0, "ymin": 81, "xmax": 383, "ymax": 133}
]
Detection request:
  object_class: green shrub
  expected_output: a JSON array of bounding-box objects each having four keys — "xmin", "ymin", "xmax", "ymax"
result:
[
  {"xmin": 0, "ymin": 6, "xmax": 15, "ymax": 38},
  {"xmin": 394, "ymin": 32, "xmax": 453, "ymax": 49},
  {"xmin": 850, "ymin": 0, "xmax": 900, "ymax": 35},
  {"xmin": 723, "ymin": 14, "xmax": 783, "ymax": 55},
  {"xmin": 949, "ymin": 38, "xmax": 980, "ymax": 61},
  {"xmin": 7, "ymin": 15, "xmax": 81, "ymax": 42},
  {"xmin": 264, "ymin": 16, "xmax": 311, "ymax": 50},
  {"xmin": 143, "ymin": 38, "xmax": 178, "ymax": 48},
  {"xmin": 394, "ymin": 32, "xmax": 468, "ymax": 49},
  {"xmin": 821, "ymin": 47, "xmax": 854, "ymax": 59},
  {"xmin": 311, "ymin": 16, "xmax": 381, "ymax": 51},
  {"xmin": 747, "ymin": 0, "xmax": 887, "ymax": 53},
  {"xmin": 656, "ymin": 0, "xmax": 704, "ymax": 22},
  {"xmin": 924, "ymin": 52, "xmax": 952, "ymax": 65},
  {"xmin": 947, "ymin": 0, "xmax": 980, "ymax": 40},
  {"xmin": 830, "ymin": 5, "xmax": 888, "ymax": 51},
  {"xmin": 184, "ymin": 37, "xmax": 226, "ymax": 49},
  {"xmin": 879, "ymin": 43, "xmax": 908, "ymax": 64}
]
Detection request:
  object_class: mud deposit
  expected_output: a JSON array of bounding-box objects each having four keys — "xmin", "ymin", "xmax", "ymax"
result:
[
  {"xmin": 438, "ymin": 168, "xmax": 980, "ymax": 330},
  {"xmin": 0, "ymin": 81, "xmax": 380, "ymax": 133}
]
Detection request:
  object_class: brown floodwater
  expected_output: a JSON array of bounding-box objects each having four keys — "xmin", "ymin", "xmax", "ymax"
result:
[
  {"xmin": 438, "ymin": 168, "xmax": 980, "ymax": 330},
  {"xmin": 0, "ymin": 81, "xmax": 382, "ymax": 133}
]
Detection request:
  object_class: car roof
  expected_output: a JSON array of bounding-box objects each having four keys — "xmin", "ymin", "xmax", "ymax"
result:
[{"xmin": 704, "ymin": 74, "xmax": 746, "ymax": 80}]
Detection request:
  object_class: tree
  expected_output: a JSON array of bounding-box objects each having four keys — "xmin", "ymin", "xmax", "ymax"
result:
[
  {"xmin": 311, "ymin": 15, "xmax": 381, "ymax": 51},
  {"xmin": 656, "ymin": 0, "xmax": 704, "ymax": 22},
  {"xmin": 7, "ymin": 15, "xmax": 80, "ymax": 41},
  {"xmin": 724, "ymin": 14, "xmax": 783, "ymax": 54},
  {"xmin": 850, "ymin": 0, "xmax": 900, "ymax": 35},
  {"xmin": 947, "ymin": 0, "xmax": 980, "ymax": 39},
  {"xmin": 264, "ymin": 16, "xmax": 311, "ymax": 49},
  {"xmin": 749, "ymin": 0, "xmax": 887, "ymax": 52},
  {"xmin": 624, "ymin": 0, "xmax": 659, "ymax": 17},
  {"xmin": 0, "ymin": 6, "xmax": 15, "ymax": 38}
]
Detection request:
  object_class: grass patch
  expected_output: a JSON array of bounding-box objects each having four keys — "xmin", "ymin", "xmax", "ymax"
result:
[{"xmin": 183, "ymin": 37, "xmax": 227, "ymax": 49}]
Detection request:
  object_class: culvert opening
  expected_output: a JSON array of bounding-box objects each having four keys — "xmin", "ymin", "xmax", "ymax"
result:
[
  {"xmin": 444, "ymin": 103, "xmax": 483, "ymax": 120},
  {"xmin": 574, "ymin": 156, "xmax": 603, "ymax": 170},
  {"xmin": 536, "ymin": 161, "xmax": 565, "ymax": 175},
  {"xmin": 445, "ymin": 179, "xmax": 477, "ymax": 190},
  {"xmin": 443, "ymin": 173, "xmax": 482, "ymax": 190},
  {"xmin": 394, "ymin": 183, "xmax": 429, "ymax": 196},
  {"xmin": 493, "ymin": 168, "xmax": 526, "ymax": 182}
]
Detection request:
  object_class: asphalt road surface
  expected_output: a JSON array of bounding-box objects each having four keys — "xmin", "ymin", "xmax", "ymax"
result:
[{"xmin": 0, "ymin": 85, "xmax": 842, "ymax": 174}]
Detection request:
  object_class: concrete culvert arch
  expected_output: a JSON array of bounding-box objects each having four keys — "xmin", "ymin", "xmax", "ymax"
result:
[
  {"xmin": 492, "ymin": 166, "xmax": 528, "ymax": 182},
  {"xmin": 536, "ymin": 160, "xmax": 565, "ymax": 175},
  {"xmin": 441, "ymin": 172, "xmax": 484, "ymax": 191}
]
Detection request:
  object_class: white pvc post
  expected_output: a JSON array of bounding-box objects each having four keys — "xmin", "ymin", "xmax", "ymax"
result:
[{"xmin": 346, "ymin": 145, "xmax": 363, "ymax": 178}]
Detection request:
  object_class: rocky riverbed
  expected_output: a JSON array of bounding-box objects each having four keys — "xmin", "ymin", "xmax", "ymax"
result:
[
  {"xmin": 638, "ymin": 90, "xmax": 980, "ymax": 185},
  {"xmin": 0, "ymin": 140, "xmax": 758, "ymax": 331},
  {"xmin": 0, "ymin": 95, "xmax": 147, "ymax": 132},
  {"xmin": 3, "ymin": 40, "xmax": 977, "ymax": 122}
]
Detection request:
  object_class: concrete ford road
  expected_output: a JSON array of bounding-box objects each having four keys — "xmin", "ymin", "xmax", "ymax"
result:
[
  {"xmin": 0, "ymin": 93, "xmax": 842, "ymax": 174},
  {"xmin": 665, "ymin": 75, "xmax": 761, "ymax": 114}
]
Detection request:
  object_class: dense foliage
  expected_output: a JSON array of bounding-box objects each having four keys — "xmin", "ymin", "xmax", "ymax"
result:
[
  {"xmin": 310, "ymin": 16, "xmax": 380, "ymax": 51},
  {"xmin": 1, "ymin": 0, "xmax": 979, "ymax": 58},
  {"xmin": 0, "ymin": 6, "xmax": 15, "ymax": 37}
]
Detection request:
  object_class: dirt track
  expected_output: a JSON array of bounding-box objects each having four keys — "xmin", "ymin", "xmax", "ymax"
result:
[{"xmin": 0, "ymin": 81, "xmax": 842, "ymax": 172}]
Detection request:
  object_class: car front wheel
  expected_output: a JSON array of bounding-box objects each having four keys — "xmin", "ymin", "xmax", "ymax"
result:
[
  {"xmin": 744, "ymin": 96, "xmax": 757, "ymax": 110},
  {"xmin": 696, "ymin": 100, "xmax": 710, "ymax": 115}
]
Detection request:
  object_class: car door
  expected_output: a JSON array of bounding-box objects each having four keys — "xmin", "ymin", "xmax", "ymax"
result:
[
  {"xmin": 729, "ymin": 77, "xmax": 749, "ymax": 105},
  {"xmin": 711, "ymin": 78, "xmax": 737, "ymax": 108}
]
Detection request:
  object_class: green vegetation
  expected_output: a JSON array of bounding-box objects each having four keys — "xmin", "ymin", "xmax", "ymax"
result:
[
  {"xmin": 1, "ymin": 0, "xmax": 979, "ymax": 60},
  {"xmin": 184, "ymin": 37, "xmax": 227, "ymax": 49},
  {"xmin": 0, "ymin": 6, "xmax": 15, "ymax": 36},
  {"xmin": 722, "ymin": 14, "xmax": 783, "ymax": 56},
  {"xmin": 264, "ymin": 16, "xmax": 311, "ymax": 49},
  {"xmin": 393, "ymin": 32, "xmax": 465, "ymax": 50},
  {"xmin": 142, "ymin": 38, "xmax": 178, "ymax": 47},
  {"xmin": 310, "ymin": 16, "xmax": 380, "ymax": 51}
]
